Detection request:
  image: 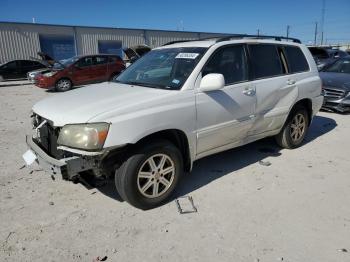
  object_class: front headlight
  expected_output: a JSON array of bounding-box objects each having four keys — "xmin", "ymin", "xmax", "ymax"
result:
[
  {"xmin": 58, "ymin": 123, "xmax": 110, "ymax": 151},
  {"xmin": 44, "ymin": 71, "xmax": 57, "ymax": 77}
]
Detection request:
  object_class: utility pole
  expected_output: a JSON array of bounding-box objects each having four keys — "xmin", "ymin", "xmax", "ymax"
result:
[
  {"xmin": 257, "ymin": 29, "xmax": 260, "ymax": 36},
  {"xmin": 320, "ymin": 0, "xmax": 326, "ymax": 45},
  {"xmin": 286, "ymin": 25, "xmax": 290, "ymax": 38},
  {"xmin": 314, "ymin": 22, "xmax": 318, "ymax": 46}
]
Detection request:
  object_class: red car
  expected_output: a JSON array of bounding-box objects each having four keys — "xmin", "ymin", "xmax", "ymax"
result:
[{"xmin": 35, "ymin": 54, "xmax": 125, "ymax": 91}]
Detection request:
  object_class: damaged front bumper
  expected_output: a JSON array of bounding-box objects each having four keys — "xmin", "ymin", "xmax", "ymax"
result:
[
  {"xmin": 25, "ymin": 135, "xmax": 101, "ymax": 180},
  {"xmin": 322, "ymin": 97, "xmax": 350, "ymax": 113}
]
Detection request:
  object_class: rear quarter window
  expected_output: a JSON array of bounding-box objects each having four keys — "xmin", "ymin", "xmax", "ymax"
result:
[
  {"xmin": 284, "ymin": 46, "xmax": 309, "ymax": 73},
  {"xmin": 248, "ymin": 44, "xmax": 283, "ymax": 79}
]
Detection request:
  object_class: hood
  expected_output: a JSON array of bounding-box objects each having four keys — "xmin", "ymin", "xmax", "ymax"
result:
[
  {"xmin": 28, "ymin": 68, "xmax": 51, "ymax": 75},
  {"xmin": 37, "ymin": 52, "xmax": 55, "ymax": 66},
  {"xmin": 124, "ymin": 45, "xmax": 151, "ymax": 60},
  {"xmin": 32, "ymin": 82, "xmax": 176, "ymax": 126},
  {"xmin": 319, "ymin": 72, "xmax": 350, "ymax": 91},
  {"xmin": 30, "ymin": 52, "xmax": 60, "ymax": 68}
]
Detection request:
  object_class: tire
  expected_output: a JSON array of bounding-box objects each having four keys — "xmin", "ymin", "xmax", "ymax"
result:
[
  {"xmin": 115, "ymin": 140, "xmax": 183, "ymax": 209},
  {"xmin": 55, "ymin": 78, "xmax": 72, "ymax": 92},
  {"xmin": 275, "ymin": 106, "xmax": 309, "ymax": 149}
]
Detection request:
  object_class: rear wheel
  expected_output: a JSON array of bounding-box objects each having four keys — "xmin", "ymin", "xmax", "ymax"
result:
[
  {"xmin": 275, "ymin": 106, "xmax": 309, "ymax": 149},
  {"xmin": 115, "ymin": 140, "xmax": 183, "ymax": 209},
  {"xmin": 55, "ymin": 78, "xmax": 72, "ymax": 92}
]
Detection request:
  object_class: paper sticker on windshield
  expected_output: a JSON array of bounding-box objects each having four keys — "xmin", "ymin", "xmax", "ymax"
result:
[
  {"xmin": 175, "ymin": 53, "xmax": 200, "ymax": 59},
  {"xmin": 172, "ymin": 79, "xmax": 180, "ymax": 84}
]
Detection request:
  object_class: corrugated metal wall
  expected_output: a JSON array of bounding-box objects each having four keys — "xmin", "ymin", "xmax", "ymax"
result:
[
  {"xmin": 0, "ymin": 22, "xmax": 227, "ymax": 62},
  {"xmin": 76, "ymin": 27, "xmax": 146, "ymax": 55}
]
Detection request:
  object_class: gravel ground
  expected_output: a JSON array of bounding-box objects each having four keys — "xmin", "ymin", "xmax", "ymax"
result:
[{"xmin": 0, "ymin": 83, "xmax": 349, "ymax": 262}]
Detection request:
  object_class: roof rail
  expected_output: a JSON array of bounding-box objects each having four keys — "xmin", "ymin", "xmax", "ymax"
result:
[
  {"xmin": 162, "ymin": 34, "xmax": 301, "ymax": 46},
  {"xmin": 216, "ymin": 34, "xmax": 301, "ymax": 43},
  {"xmin": 162, "ymin": 35, "xmax": 225, "ymax": 46}
]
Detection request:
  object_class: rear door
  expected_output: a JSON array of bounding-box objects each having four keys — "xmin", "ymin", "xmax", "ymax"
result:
[
  {"xmin": 196, "ymin": 44, "xmax": 256, "ymax": 155},
  {"xmin": 247, "ymin": 44, "xmax": 294, "ymax": 135}
]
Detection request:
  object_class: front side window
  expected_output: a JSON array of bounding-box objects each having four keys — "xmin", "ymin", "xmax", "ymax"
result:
[
  {"xmin": 284, "ymin": 46, "xmax": 309, "ymax": 73},
  {"xmin": 77, "ymin": 57, "xmax": 93, "ymax": 67},
  {"xmin": 202, "ymin": 45, "xmax": 248, "ymax": 85},
  {"xmin": 249, "ymin": 44, "xmax": 283, "ymax": 79},
  {"xmin": 116, "ymin": 47, "xmax": 207, "ymax": 90},
  {"xmin": 95, "ymin": 56, "xmax": 108, "ymax": 65}
]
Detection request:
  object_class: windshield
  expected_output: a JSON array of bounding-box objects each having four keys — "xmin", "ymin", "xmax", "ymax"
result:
[
  {"xmin": 53, "ymin": 56, "xmax": 79, "ymax": 69},
  {"xmin": 323, "ymin": 58, "xmax": 350, "ymax": 74},
  {"xmin": 116, "ymin": 47, "xmax": 207, "ymax": 90}
]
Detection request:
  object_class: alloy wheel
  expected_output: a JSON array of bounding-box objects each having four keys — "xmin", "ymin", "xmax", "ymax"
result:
[
  {"xmin": 137, "ymin": 153, "xmax": 175, "ymax": 198},
  {"xmin": 57, "ymin": 79, "xmax": 71, "ymax": 91},
  {"xmin": 290, "ymin": 113, "xmax": 306, "ymax": 142}
]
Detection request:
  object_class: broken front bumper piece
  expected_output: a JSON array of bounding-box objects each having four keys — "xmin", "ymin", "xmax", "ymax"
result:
[{"xmin": 25, "ymin": 135, "xmax": 98, "ymax": 180}]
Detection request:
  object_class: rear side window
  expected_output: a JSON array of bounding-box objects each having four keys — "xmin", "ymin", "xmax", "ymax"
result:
[
  {"xmin": 248, "ymin": 44, "xmax": 283, "ymax": 79},
  {"xmin": 284, "ymin": 46, "xmax": 309, "ymax": 73},
  {"xmin": 203, "ymin": 45, "xmax": 248, "ymax": 85}
]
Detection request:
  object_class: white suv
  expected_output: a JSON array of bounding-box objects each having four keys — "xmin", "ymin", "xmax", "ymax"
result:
[{"xmin": 24, "ymin": 35, "xmax": 324, "ymax": 209}]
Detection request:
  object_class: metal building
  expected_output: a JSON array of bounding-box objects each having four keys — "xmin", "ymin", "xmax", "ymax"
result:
[{"xmin": 0, "ymin": 21, "xmax": 227, "ymax": 62}]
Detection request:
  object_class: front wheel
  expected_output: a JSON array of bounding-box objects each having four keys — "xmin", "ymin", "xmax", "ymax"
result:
[
  {"xmin": 115, "ymin": 140, "xmax": 183, "ymax": 209},
  {"xmin": 55, "ymin": 78, "xmax": 72, "ymax": 92},
  {"xmin": 275, "ymin": 106, "xmax": 309, "ymax": 149}
]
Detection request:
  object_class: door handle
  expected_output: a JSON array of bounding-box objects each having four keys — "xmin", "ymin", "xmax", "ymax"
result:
[
  {"xmin": 243, "ymin": 87, "xmax": 255, "ymax": 96},
  {"xmin": 287, "ymin": 79, "xmax": 296, "ymax": 85}
]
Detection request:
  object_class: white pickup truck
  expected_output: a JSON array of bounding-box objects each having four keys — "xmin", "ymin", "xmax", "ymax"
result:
[{"xmin": 24, "ymin": 35, "xmax": 324, "ymax": 209}]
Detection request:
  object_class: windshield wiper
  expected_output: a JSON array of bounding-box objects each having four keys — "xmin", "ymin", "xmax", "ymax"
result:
[{"xmin": 124, "ymin": 81, "xmax": 165, "ymax": 89}]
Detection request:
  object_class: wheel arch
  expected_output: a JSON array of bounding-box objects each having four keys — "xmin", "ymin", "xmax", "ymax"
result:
[
  {"xmin": 134, "ymin": 129, "xmax": 192, "ymax": 172},
  {"xmin": 291, "ymin": 98, "xmax": 313, "ymax": 125}
]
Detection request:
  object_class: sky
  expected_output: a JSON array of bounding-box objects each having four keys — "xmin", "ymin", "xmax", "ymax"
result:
[{"xmin": 1, "ymin": 0, "xmax": 349, "ymax": 44}]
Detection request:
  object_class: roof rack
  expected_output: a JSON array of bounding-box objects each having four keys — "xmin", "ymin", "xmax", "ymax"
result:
[
  {"xmin": 216, "ymin": 34, "xmax": 301, "ymax": 43},
  {"xmin": 162, "ymin": 34, "xmax": 301, "ymax": 46}
]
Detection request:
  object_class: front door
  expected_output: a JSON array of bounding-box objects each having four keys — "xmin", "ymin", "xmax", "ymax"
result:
[
  {"xmin": 196, "ymin": 45, "xmax": 256, "ymax": 155},
  {"xmin": 72, "ymin": 56, "xmax": 94, "ymax": 85}
]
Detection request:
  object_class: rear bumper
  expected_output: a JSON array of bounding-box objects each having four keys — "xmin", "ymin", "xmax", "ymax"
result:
[
  {"xmin": 25, "ymin": 135, "xmax": 96, "ymax": 180},
  {"xmin": 312, "ymin": 95, "xmax": 324, "ymax": 116}
]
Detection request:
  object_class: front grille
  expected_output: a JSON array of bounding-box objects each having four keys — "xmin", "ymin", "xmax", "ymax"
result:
[
  {"xmin": 32, "ymin": 115, "xmax": 62, "ymax": 159},
  {"xmin": 323, "ymin": 87, "xmax": 346, "ymax": 100}
]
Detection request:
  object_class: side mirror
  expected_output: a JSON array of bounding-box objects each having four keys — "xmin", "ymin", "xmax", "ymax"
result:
[{"xmin": 199, "ymin": 73, "xmax": 225, "ymax": 92}]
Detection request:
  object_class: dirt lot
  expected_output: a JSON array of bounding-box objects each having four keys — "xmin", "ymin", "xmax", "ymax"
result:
[{"xmin": 0, "ymin": 82, "xmax": 349, "ymax": 262}]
